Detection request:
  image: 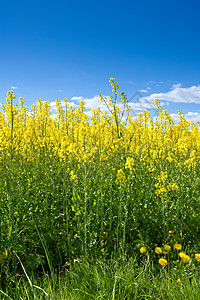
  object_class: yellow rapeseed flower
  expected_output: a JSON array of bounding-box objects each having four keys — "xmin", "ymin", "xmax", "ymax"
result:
[
  {"xmin": 155, "ymin": 247, "xmax": 162, "ymax": 254},
  {"xmin": 116, "ymin": 169, "xmax": 126, "ymax": 183},
  {"xmin": 159, "ymin": 258, "xmax": 167, "ymax": 266},
  {"xmin": 140, "ymin": 247, "xmax": 147, "ymax": 254}
]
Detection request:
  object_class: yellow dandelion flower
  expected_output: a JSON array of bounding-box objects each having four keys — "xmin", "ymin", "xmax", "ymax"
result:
[
  {"xmin": 155, "ymin": 247, "xmax": 162, "ymax": 254},
  {"xmin": 177, "ymin": 278, "xmax": 181, "ymax": 283},
  {"xmin": 2, "ymin": 249, "xmax": 8, "ymax": 257},
  {"xmin": 174, "ymin": 244, "xmax": 182, "ymax": 250},
  {"xmin": 165, "ymin": 245, "xmax": 171, "ymax": 251},
  {"xmin": 195, "ymin": 254, "xmax": 200, "ymax": 262},
  {"xmin": 181, "ymin": 254, "xmax": 190, "ymax": 263},
  {"xmin": 179, "ymin": 252, "xmax": 185, "ymax": 258},
  {"xmin": 159, "ymin": 258, "xmax": 167, "ymax": 266},
  {"xmin": 140, "ymin": 247, "xmax": 147, "ymax": 254}
]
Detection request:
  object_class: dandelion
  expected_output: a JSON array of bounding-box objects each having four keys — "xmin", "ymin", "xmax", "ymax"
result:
[
  {"xmin": 164, "ymin": 245, "xmax": 171, "ymax": 252},
  {"xmin": 140, "ymin": 247, "xmax": 147, "ymax": 254},
  {"xmin": 174, "ymin": 244, "xmax": 182, "ymax": 250},
  {"xmin": 179, "ymin": 252, "xmax": 185, "ymax": 258},
  {"xmin": 2, "ymin": 249, "xmax": 8, "ymax": 257},
  {"xmin": 181, "ymin": 254, "xmax": 190, "ymax": 263},
  {"xmin": 155, "ymin": 247, "xmax": 162, "ymax": 254},
  {"xmin": 195, "ymin": 254, "xmax": 200, "ymax": 262},
  {"xmin": 159, "ymin": 258, "xmax": 167, "ymax": 266}
]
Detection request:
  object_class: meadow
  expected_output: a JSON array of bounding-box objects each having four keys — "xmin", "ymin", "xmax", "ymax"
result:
[{"xmin": 1, "ymin": 78, "xmax": 200, "ymax": 299}]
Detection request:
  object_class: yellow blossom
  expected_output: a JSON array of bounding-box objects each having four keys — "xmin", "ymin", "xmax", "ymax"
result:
[
  {"xmin": 174, "ymin": 244, "xmax": 182, "ymax": 250},
  {"xmin": 140, "ymin": 247, "xmax": 147, "ymax": 254},
  {"xmin": 181, "ymin": 254, "xmax": 190, "ymax": 263},
  {"xmin": 179, "ymin": 252, "xmax": 185, "ymax": 258},
  {"xmin": 164, "ymin": 245, "xmax": 171, "ymax": 251},
  {"xmin": 195, "ymin": 254, "xmax": 200, "ymax": 262},
  {"xmin": 155, "ymin": 247, "xmax": 162, "ymax": 254},
  {"xmin": 116, "ymin": 169, "xmax": 126, "ymax": 183},
  {"xmin": 159, "ymin": 258, "xmax": 167, "ymax": 266}
]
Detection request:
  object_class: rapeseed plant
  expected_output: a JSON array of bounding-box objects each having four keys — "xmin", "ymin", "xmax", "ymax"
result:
[{"xmin": 1, "ymin": 78, "xmax": 200, "ymax": 289}]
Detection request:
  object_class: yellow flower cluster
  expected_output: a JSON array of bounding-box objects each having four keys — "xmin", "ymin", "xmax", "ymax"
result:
[
  {"xmin": 1, "ymin": 79, "xmax": 200, "ymax": 178},
  {"xmin": 125, "ymin": 157, "xmax": 135, "ymax": 173},
  {"xmin": 116, "ymin": 169, "xmax": 126, "ymax": 184},
  {"xmin": 140, "ymin": 243, "xmax": 200, "ymax": 267},
  {"xmin": 155, "ymin": 171, "xmax": 179, "ymax": 197},
  {"xmin": 179, "ymin": 252, "xmax": 190, "ymax": 263}
]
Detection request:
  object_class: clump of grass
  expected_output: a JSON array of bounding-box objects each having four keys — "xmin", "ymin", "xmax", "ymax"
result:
[{"xmin": 1, "ymin": 256, "xmax": 200, "ymax": 299}]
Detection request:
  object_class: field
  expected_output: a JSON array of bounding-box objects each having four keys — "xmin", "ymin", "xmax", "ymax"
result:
[{"xmin": 1, "ymin": 78, "xmax": 200, "ymax": 299}]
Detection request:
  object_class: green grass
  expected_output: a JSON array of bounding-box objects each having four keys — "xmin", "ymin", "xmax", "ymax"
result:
[
  {"xmin": 1, "ymin": 257, "xmax": 200, "ymax": 299},
  {"xmin": 1, "ymin": 152, "xmax": 200, "ymax": 298}
]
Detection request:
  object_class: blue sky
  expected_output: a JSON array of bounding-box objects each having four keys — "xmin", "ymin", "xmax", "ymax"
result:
[{"xmin": 1, "ymin": 0, "xmax": 200, "ymax": 121}]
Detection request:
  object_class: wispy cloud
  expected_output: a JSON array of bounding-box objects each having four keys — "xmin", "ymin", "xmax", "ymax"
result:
[
  {"xmin": 71, "ymin": 96, "xmax": 85, "ymax": 101},
  {"xmin": 146, "ymin": 80, "xmax": 166, "ymax": 87},
  {"xmin": 128, "ymin": 80, "xmax": 135, "ymax": 85},
  {"xmin": 139, "ymin": 89, "xmax": 148, "ymax": 93},
  {"xmin": 171, "ymin": 83, "xmax": 181, "ymax": 89},
  {"xmin": 11, "ymin": 86, "xmax": 18, "ymax": 90},
  {"xmin": 143, "ymin": 84, "xmax": 200, "ymax": 104}
]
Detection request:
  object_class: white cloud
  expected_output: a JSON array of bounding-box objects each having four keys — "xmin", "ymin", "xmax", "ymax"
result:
[
  {"xmin": 58, "ymin": 89, "xmax": 63, "ymax": 93},
  {"xmin": 171, "ymin": 83, "xmax": 181, "ymax": 89},
  {"xmin": 139, "ymin": 89, "xmax": 148, "ymax": 93},
  {"xmin": 71, "ymin": 96, "xmax": 85, "ymax": 101},
  {"xmin": 185, "ymin": 112, "xmax": 200, "ymax": 122},
  {"xmin": 143, "ymin": 84, "xmax": 200, "ymax": 104},
  {"xmin": 11, "ymin": 86, "xmax": 18, "ymax": 90}
]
